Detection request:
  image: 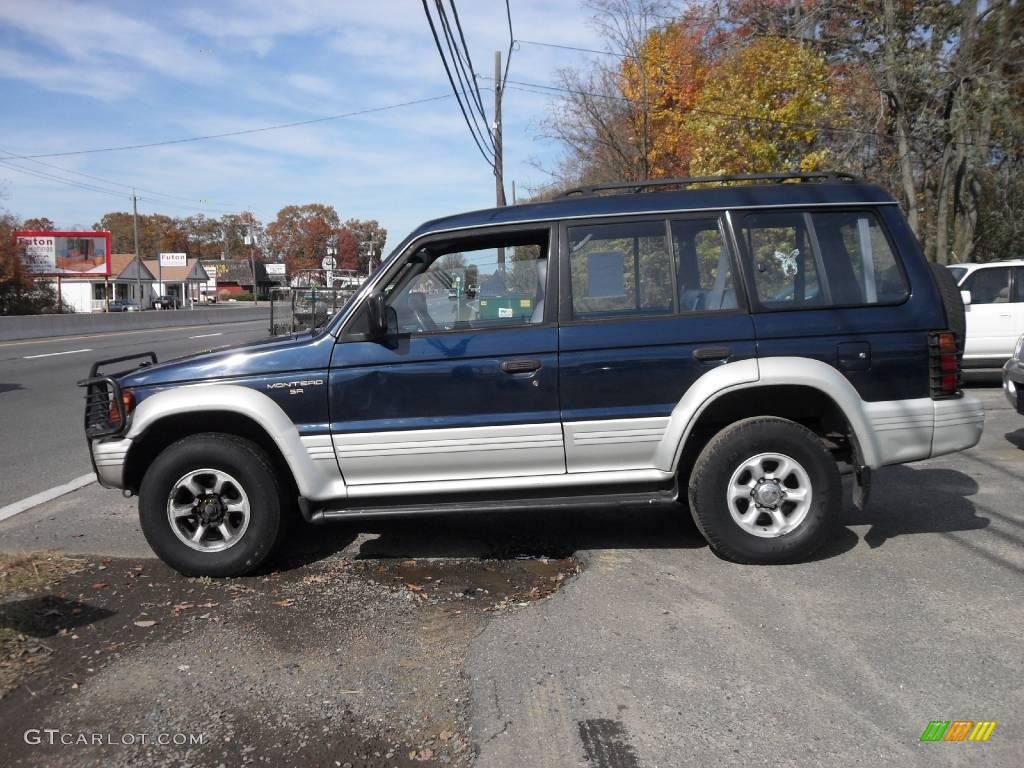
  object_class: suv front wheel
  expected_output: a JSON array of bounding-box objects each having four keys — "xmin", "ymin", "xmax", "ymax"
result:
[
  {"xmin": 139, "ymin": 433, "xmax": 286, "ymax": 577},
  {"xmin": 688, "ymin": 417, "xmax": 840, "ymax": 564}
]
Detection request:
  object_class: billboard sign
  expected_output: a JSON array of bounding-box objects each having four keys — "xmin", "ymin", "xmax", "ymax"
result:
[
  {"xmin": 159, "ymin": 252, "xmax": 187, "ymax": 267},
  {"xmin": 14, "ymin": 231, "xmax": 111, "ymax": 277}
]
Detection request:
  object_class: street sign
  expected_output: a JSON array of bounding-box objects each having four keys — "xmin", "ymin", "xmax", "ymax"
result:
[
  {"xmin": 265, "ymin": 263, "xmax": 286, "ymax": 276},
  {"xmin": 321, "ymin": 256, "xmax": 336, "ymax": 270},
  {"xmin": 159, "ymin": 252, "xmax": 187, "ymax": 267}
]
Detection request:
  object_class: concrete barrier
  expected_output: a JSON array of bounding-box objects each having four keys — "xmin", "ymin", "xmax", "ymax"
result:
[{"xmin": 0, "ymin": 306, "xmax": 272, "ymax": 342}]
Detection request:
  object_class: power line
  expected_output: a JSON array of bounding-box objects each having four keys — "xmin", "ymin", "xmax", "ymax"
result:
[
  {"xmin": 501, "ymin": 0, "xmax": 514, "ymax": 87},
  {"xmin": 435, "ymin": 0, "xmax": 494, "ymax": 156},
  {"xmin": 499, "ymin": 77, "xmax": 1015, "ymax": 152},
  {"xmin": 0, "ymin": 159, "xmax": 130, "ymax": 200},
  {"xmin": 446, "ymin": 0, "xmax": 491, "ymax": 128},
  {"xmin": 0, "ymin": 148, "xmax": 245, "ymax": 214},
  {"xmin": 421, "ymin": 0, "xmax": 496, "ymax": 168},
  {"xmin": 516, "ymin": 38, "xmax": 634, "ymax": 59},
  {"xmin": 2, "ymin": 94, "xmax": 454, "ymax": 160}
]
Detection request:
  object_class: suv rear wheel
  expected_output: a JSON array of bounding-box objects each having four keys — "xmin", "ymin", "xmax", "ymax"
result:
[
  {"xmin": 139, "ymin": 433, "xmax": 286, "ymax": 577},
  {"xmin": 688, "ymin": 417, "xmax": 840, "ymax": 564}
]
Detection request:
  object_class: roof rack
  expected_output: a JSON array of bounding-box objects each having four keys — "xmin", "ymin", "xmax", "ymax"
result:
[{"xmin": 557, "ymin": 171, "xmax": 861, "ymax": 198}]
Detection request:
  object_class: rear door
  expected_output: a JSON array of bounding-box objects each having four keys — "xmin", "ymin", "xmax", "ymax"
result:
[
  {"xmin": 557, "ymin": 214, "xmax": 755, "ymax": 473},
  {"xmin": 961, "ymin": 266, "xmax": 1017, "ymax": 363}
]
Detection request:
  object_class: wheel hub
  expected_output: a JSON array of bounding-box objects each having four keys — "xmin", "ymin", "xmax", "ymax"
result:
[
  {"xmin": 196, "ymin": 495, "xmax": 226, "ymax": 525},
  {"xmin": 751, "ymin": 479, "xmax": 784, "ymax": 509}
]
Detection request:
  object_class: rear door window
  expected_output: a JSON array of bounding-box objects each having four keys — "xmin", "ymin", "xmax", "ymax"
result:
[
  {"xmin": 568, "ymin": 220, "xmax": 673, "ymax": 318},
  {"xmin": 670, "ymin": 219, "xmax": 738, "ymax": 312},
  {"xmin": 963, "ymin": 267, "xmax": 1011, "ymax": 304}
]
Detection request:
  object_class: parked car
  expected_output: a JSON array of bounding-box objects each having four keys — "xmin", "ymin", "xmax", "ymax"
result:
[
  {"xmin": 1003, "ymin": 334, "xmax": 1024, "ymax": 414},
  {"xmin": 80, "ymin": 172, "xmax": 984, "ymax": 577},
  {"xmin": 947, "ymin": 259, "xmax": 1024, "ymax": 369},
  {"xmin": 152, "ymin": 295, "xmax": 180, "ymax": 309},
  {"xmin": 106, "ymin": 299, "xmax": 140, "ymax": 312}
]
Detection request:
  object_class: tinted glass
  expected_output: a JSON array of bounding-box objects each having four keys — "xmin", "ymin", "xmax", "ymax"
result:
[
  {"xmin": 742, "ymin": 212, "xmax": 821, "ymax": 306},
  {"xmin": 963, "ymin": 267, "xmax": 1011, "ymax": 304},
  {"xmin": 811, "ymin": 211, "xmax": 908, "ymax": 305},
  {"xmin": 569, "ymin": 221, "xmax": 672, "ymax": 318},
  {"xmin": 671, "ymin": 219, "xmax": 738, "ymax": 312},
  {"xmin": 1014, "ymin": 267, "xmax": 1024, "ymax": 302}
]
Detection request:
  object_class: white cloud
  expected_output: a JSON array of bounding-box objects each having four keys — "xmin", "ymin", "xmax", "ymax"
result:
[
  {"xmin": 0, "ymin": 47, "xmax": 139, "ymax": 101},
  {"xmin": 0, "ymin": 0, "xmax": 225, "ymax": 87}
]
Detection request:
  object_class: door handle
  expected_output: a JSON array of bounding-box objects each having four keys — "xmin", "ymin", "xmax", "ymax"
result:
[
  {"xmin": 500, "ymin": 358, "xmax": 542, "ymax": 374},
  {"xmin": 692, "ymin": 346, "xmax": 732, "ymax": 362}
]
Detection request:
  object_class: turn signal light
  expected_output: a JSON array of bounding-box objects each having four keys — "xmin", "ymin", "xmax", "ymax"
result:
[{"xmin": 108, "ymin": 389, "xmax": 135, "ymax": 425}]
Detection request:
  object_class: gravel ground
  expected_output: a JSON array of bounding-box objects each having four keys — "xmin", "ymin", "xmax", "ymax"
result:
[{"xmin": 0, "ymin": 545, "xmax": 578, "ymax": 768}]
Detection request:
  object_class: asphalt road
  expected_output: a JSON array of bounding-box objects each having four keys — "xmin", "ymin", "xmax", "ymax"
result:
[
  {"xmin": 0, "ymin": 342, "xmax": 1020, "ymax": 766},
  {"xmin": 0, "ymin": 318, "xmax": 270, "ymax": 508}
]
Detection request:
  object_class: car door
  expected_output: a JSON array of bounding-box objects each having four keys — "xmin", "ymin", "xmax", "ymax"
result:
[
  {"xmin": 329, "ymin": 225, "xmax": 564, "ymax": 487},
  {"xmin": 557, "ymin": 214, "xmax": 756, "ymax": 473},
  {"xmin": 961, "ymin": 266, "xmax": 1014, "ymax": 363}
]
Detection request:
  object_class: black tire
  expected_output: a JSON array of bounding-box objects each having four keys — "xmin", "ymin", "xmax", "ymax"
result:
[
  {"xmin": 929, "ymin": 262, "xmax": 966, "ymax": 351},
  {"xmin": 688, "ymin": 417, "xmax": 841, "ymax": 565},
  {"xmin": 139, "ymin": 433, "xmax": 287, "ymax": 577}
]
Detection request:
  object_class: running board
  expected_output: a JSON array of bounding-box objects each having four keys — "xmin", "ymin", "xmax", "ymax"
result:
[{"xmin": 298, "ymin": 486, "xmax": 679, "ymax": 524}]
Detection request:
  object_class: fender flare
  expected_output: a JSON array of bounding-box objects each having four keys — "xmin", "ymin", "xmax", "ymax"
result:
[
  {"xmin": 126, "ymin": 384, "xmax": 347, "ymax": 500},
  {"xmin": 655, "ymin": 357, "xmax": 881, "ymax": 472}
]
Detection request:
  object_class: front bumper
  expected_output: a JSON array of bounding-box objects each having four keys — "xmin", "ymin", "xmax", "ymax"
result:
[
  {"xmin": 91, "ymin": 437, "xmax": 132, "ymax": 489},
  {"xmin": 1003, "ymin": 358, "xmax": 1024, "ymax": 414}
]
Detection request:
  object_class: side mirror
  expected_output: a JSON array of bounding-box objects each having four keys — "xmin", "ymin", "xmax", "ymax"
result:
[
  {"xmin": 960, "ymin": 290, "xmax": 972, "ymax": 307},
  {"xmin": 366, "ymin": 292, "xmax": 389, "ymax": 338}
]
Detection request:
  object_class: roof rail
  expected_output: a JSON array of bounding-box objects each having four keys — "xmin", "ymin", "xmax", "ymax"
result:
[{"xmin": 557, "ymin": 171, "xmax": 861, "ymax": 198}]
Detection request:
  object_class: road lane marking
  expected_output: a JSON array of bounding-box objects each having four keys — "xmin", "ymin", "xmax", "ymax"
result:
[
  {"xmin": 189, "ymin": 332, "xmax": 223, "ymax": 339},
  {"xmin": 23, "ymin": 348, "xmax": 93, "ymax": 360},
  {"xmin": 0, "ymin": 319, "xmax": 267, "ymax": 349},
  {"xmin": 0, "ymin": 473, "xmax": 96, "ymax": 523}
]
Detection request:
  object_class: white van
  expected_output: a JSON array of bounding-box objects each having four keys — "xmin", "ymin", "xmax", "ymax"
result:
[{"xmin": 948, "ymin": 259, "xmax": 1024, "ymax": 368}]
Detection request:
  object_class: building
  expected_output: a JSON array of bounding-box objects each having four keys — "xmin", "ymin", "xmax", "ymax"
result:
[
  {"xmin": 54, "ymin": 253, "xmax": 154, "ymax": 312},
  {"xmin": 205, "ymin": 260, "xmax": 274, "ymax": 299},
  {"xmin": 50, "ymin": 255, "xmax": 211, "ymax": 312},
  {"xmin": 142, "ymin": 258, "xmax": 212, "ymax": 306}
]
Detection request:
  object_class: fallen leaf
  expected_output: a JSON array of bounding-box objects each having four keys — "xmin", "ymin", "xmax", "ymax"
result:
[
  {"xmin": 91, "ymin": 582, "xmax": 109, "ymax": 590},
  {"xmin": 133, "ymin": 620, "xmax": 157, "ymax": 628},
  {"xmin": 405, "ymin": 583, "xmax": 424, "ymax": 592},
  {"xmin": 272, "ymin": 599, "xmax": 295, "ymax": 607}
]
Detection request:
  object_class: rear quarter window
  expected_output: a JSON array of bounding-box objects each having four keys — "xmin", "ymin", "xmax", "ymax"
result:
[{"xmin": 739, "ymin": 209, "xmax": 908, "ymax": 309}]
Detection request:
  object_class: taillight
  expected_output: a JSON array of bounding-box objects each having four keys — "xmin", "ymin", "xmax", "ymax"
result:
[
  {"xmin": 108, "ymin": 389, "xmax": 135, "ymax": 425},
  {"xmin": 929, "ymin": 332, "xmax": 961, "ymax": 399}
]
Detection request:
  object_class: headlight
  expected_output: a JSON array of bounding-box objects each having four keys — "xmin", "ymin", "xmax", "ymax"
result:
[{"xmin": 1016, "ymin": 335, "xmax": 1024, "ymax": 362}]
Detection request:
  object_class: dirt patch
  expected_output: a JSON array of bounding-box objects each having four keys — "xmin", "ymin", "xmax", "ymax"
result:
[
  {"xmin": 0, "ymin": 552, "xmax": 86, "ymax": 697},
  {"xmin": 0, "ymin": 550, "xmax": 579, "ymax": 768}
]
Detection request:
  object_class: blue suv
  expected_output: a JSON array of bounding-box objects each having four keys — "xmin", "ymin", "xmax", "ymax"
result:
[{"xmin": 81, "ymin": 173, "xmax": 984, "ymax": 576}]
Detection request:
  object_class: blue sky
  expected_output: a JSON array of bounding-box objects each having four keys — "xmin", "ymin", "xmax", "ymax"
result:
[{"xmin": 0, "ymin": 0, "xmax": 607, "ymax": 251}]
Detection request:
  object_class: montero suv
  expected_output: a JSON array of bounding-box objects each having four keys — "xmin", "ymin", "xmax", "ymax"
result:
[{"xmin": 81, "ymin": 173, "xmax": 985, "ymax": 577}]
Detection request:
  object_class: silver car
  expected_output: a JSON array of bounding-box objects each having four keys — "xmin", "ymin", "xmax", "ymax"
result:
[{"xmin": 1003, "ymin": 334, "xmax": 1024, "ymax": 414}]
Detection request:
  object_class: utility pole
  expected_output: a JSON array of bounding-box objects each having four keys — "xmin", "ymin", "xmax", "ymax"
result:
[
  {"xmin": 494, "ymin": 50, "xmax": 506, "ymax": 272},
  {"xmin": 132, "ymin": 190, "xmax": 141, "ymax": 305},
  {"xmin": 247, "ymin": 212, "xmax": 258, "ymax": 306},
  {"xmin": 493, "ymin": 50, "xmax": 506, "ymax": 208}
]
